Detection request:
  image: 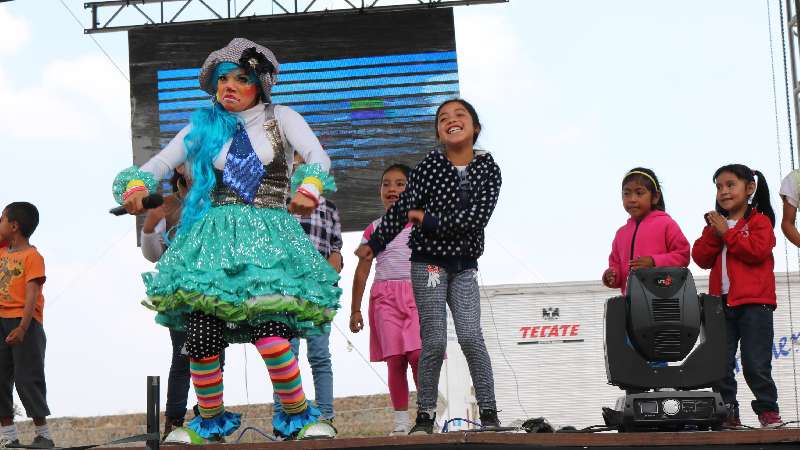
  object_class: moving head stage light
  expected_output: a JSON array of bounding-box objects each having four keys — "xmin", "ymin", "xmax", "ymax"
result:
[{"xmin": 602, "ymin": 267, "xmax": 728, "ymax": 431}]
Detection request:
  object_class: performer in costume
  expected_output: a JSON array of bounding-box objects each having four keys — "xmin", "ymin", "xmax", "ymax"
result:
[{"xmin": 113, "ymin": 38, "xmax": 340, "ymax": 442}]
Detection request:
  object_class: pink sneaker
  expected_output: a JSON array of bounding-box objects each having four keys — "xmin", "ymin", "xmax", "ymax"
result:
[{"xmin": 758, "ymin": 411, "xmax": 783, "ymax": 428}]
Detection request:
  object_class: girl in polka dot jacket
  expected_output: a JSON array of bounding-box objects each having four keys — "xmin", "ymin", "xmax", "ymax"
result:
[{"xmin": 356, "ymin": 98, "xmax": 502, "ymax": 434}]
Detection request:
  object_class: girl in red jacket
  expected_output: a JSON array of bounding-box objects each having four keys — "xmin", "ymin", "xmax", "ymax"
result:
[
  {"xmin": 603, "ymin": 168, "xmax": 691, "ymax": 294},
  {"xmin": 692, "ymin": 164, "xmax": 781, "ymax": 429}
]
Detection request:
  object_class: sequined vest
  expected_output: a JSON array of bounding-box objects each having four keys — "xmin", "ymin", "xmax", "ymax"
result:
[{"xmin": 211, "ymin": 104, "xmax": 292, "ymax": 209}]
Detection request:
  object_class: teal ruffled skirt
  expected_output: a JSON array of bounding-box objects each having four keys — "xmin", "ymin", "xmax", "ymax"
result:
[{"xmin": 142, "ymin": 204, "xmax": 341, "ymax": 341}]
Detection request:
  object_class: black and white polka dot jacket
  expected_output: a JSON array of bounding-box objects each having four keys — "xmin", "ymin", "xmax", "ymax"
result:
[{"xmin": 367, "ymin": 148, "xmax": 501, "ymax": 271}]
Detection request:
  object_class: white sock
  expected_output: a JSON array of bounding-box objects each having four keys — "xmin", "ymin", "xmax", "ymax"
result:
[
  {"xmin": 34, "ymin": 424, "xmax": 51, "ymax": 440},
  {"xmin": 0, "ymin": 424, "xmax": 18, "ymax": 441},
  {"xmin": 394, "ymin": 410, "xmax": 410, "ymax": 427}
]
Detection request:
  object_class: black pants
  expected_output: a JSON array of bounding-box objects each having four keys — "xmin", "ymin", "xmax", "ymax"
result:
[
  {"xmin": 716, "ymin": 301, "xmax": 779, "ymax": 414},
  {"xmin": 0, "ymin": 318, "xmax": 50, "ymax": 418}
]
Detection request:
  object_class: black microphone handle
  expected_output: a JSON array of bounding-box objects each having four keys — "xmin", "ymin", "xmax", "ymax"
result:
[
  {"xmin": 109, "ymin": 205, "xmax": 129, "ymax": 216},
  {"xmin": 109, "ymin": 194, "xmax": 164, "ymax": 216}
]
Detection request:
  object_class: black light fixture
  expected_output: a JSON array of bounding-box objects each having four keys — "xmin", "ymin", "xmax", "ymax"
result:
[{"xmin": 602, "ymin": 267, "xmax": 728, "ymax": 431}]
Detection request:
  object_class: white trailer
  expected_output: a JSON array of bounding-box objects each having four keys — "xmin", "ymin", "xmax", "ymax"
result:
[{"xmin": 438, "ymin": 273, "xmax": 800, "ymax": 429}]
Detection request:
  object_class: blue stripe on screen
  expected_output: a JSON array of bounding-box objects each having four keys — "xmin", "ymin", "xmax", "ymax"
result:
[
  {"xmin": 271, "ymin": 83, "xmax": 458, "ymax": 104},
  {"xmin": 281, "ymin": 61, "xmax": 458, "ymax": 82},
  {"xmin": 159, "ymin": 72, "xmax": 458, "ymax": 101},
  {"xmin": 158, "ymin": 94, "xmax": 453, "ymax": 119},
  {"xmin": 157, "ymin": 52, "xmax": 456, "ymax": 80},
  {"xmin": 159, "ymin": 107, "xmax": 436, "ymax": 132},
  {"xmin": 332, "ymin": 159, "xmax": 370, "ymax": 169},
  {"xmin": 158, "ymin": 61, "xmax": 458, "ymax": 89},
  {"xmin": 158, "ymin": 83, "xmax": 456, "ymax": 110},
  {"xmin": 282, "ymin": 51, "xmax": 456, "ymax": 71}
]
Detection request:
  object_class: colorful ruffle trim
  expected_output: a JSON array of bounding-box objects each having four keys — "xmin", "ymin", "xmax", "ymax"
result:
[
  {"xmin": 186, "ymin": 410, "xmax": 241, "ymax": 439},
  {"xmin": 290, "ymin": 163, "xmax": 337, "ymax": 193},
  {"xmin": 142, "ymin": 289, "xmax": 335, "ymax": 339},
  {"xmin": 272, "ymin": 401, "xmax": 321, "ymax": 437},
  {"xmin": 112, "ymin": 166, "xmax": 159, "ymax": 205}
]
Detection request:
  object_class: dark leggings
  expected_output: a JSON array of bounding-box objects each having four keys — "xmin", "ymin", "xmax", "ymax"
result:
[{"xmin": 184, "ymin": 311, "xmax": 293, "ymax": 359}]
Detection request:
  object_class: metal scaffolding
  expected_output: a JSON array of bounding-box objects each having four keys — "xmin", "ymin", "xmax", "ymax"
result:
[
  {"xmin": 786, "ymin": 0, "xmax": 800, "ymax": 159},
  {"xmin": 83, "ymin": 0, "xmax": 508, "ymax": 34}
]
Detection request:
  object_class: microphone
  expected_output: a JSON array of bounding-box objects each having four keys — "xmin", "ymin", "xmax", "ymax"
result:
[{"xmin": 109, "ymin": 194, "xmax": 164, "ymax": 216}]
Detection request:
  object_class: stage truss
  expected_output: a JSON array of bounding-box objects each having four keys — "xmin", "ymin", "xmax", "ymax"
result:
[
  {"xmin": 83, "ymin": 0, "xmax": 508, "ymax": 34},
  {"xmin": 786, "ymin": 1, "xmax": 800, "ymax": 156}
]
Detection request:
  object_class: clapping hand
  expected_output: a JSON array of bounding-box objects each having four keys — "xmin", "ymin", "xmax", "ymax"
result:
[{"xmin": 705, "ymin": 211, "xmax": 729, "ymax": 237}]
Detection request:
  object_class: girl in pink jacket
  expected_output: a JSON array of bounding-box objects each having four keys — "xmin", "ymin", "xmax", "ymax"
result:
[{"xmin": 602, "ymin": 168, "xmax": 691, "ymax": 294}]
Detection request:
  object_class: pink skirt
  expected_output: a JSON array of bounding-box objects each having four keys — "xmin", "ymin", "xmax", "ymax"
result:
[{"xmin": 368, "ymin": 279, "xmax": 422, "ymax": 362}]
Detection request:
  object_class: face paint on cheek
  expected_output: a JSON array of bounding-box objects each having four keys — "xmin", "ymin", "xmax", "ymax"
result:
[{"xmin": 242, "ymin": 84, "xmax": 258, "ymax": 99}]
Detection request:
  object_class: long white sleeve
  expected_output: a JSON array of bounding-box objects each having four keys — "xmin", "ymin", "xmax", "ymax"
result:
[
  {"xmin": 276, "ymin": 105, "xmax": 331, "ymax": 171},
  {"xmin": 140, "ymin": 219, "xmax": 167, "ymax": 263},
  {"xmin": 138, "ymin": 104, "xmax": 329, "ymax": 184},
  {"xmin": 140, "ymin": 125, "xmax": 191, "ymax": 181}
]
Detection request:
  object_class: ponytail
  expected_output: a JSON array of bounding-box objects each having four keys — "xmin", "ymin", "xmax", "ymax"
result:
[{"xmin": 751, "ymin": 169, "xmax": 776, "ymax": 227}]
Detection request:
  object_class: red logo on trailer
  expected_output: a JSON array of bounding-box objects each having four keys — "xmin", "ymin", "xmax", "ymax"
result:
[{"xmin": 518, "ymin": 324, "xmax": 581, "ymax": 339}]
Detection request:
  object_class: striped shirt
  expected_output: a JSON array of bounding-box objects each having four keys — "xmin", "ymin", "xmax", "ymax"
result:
[{"xmin": 362, "ymin": 218, "xmax": 412, "ymax": 281}]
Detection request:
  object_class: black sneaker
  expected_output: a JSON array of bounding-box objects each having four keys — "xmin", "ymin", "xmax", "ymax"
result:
[
  {"xmin": 409, "ymin": 411, "xmax": 435, "ymax": 435},
  {"xmin": 722, "ymin": 403, "xmax": 743, "ymax": 429},
  {"xmin": 0, "ymin": 438, "xmax": 19, "ymax": 449},
  {"xmin": 29, "ymin": 436, "xmax": 55, "ymax": 449},
  {"xmin": 479, "ymin": 409, "xmax": 501, "ymax": 428},
  {"xmin": 273, "ymin": 429, "xmax": 290, "ymax": 441}
]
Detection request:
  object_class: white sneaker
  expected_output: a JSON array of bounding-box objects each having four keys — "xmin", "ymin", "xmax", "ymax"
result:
[
  {"xmin": 389, "ymin": 424, "xmax": 410, "ymax": 436},
  {"xmin": 297, "ymin": 421, "xmax": 337, "ymax": 440},
  {"xmin": 163, "ymin": 427, "xmax": 221, "ymax": 445}
]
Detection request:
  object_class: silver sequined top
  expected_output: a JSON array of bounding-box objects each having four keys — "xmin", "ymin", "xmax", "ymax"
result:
[{"xmin": 212, "ymin": 107, "xmax": 290, "ymax": 209}]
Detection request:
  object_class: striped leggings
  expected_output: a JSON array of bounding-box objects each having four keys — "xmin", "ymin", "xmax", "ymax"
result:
[
  {"xmin": 410, "ymin": 262, "xmax": 497, "ymax": 412},
  {"xmin": 184, "ymin": 312, "xmax": 308, "ymax": 419}
]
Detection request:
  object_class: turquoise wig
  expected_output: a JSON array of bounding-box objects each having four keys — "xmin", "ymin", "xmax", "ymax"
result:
[
  {"xmin": 213, "ymin": 62, "xmax": 259, "ymax": 85},
  {"xmin": 177, "ymin": 63, "xmax": 255, "ymax": 236}
]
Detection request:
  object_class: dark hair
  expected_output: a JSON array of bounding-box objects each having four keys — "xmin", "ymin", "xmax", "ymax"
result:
[
  {"xmin": 713, "ymin": 164, "xmax": 775, "ymax": 227},
  {"xmin": 170, "ymin": 169, "xmax": 187, "ymax": 194},
  {"xmin": 622, "ymin": 167, "xmax": 665, "ymax": 211},
  {"xmin": 382, "ymin": 163, "xmax": 411, "ymax": 180},
  {"xmin": 4, "ymin": 202, "xmax": 39, "ymax": 238},
  {"xmin": 435, "ymin": 98, "xmax": 482, "ymax": 144}
]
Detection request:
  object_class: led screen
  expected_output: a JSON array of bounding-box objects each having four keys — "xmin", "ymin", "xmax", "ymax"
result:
[{"xmin": 129, "ymin": 8, "xmax": 459, "ymax": 231}]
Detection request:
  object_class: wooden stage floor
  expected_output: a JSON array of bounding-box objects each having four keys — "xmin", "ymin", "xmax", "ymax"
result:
[{"xmin": 114, "ymin": 428, "xmax": 800, "ymax": 449}]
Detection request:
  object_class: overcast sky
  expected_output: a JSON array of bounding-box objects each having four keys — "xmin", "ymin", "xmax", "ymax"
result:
[{"xmin": 0, "ymin": 0, "xmax": 796, "ymax": 417}]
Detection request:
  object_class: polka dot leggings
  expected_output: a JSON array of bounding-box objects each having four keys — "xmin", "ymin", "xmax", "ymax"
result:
[{"xmin": 185, "ymin": 311, "xmax": 293, "ymax": 359}]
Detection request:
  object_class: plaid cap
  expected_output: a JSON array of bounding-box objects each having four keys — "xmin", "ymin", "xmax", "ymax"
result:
[{"xmin": 198, "ymin": 38, "xmax": 280, "ymax": 101}]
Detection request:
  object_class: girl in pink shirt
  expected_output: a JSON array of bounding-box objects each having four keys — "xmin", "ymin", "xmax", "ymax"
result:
[
  {"xmin": 351, "ymin": 164, "xmax": 421, "ymax": 435},
  {"xmin": 603, "ymin": 168, "xmax": 690, "ymax": 294}
]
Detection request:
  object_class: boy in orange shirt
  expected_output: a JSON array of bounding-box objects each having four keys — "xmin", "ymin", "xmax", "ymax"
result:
[{"xmin": 0, "ymin": 202, "xmax": 53, "ymax": 448}]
